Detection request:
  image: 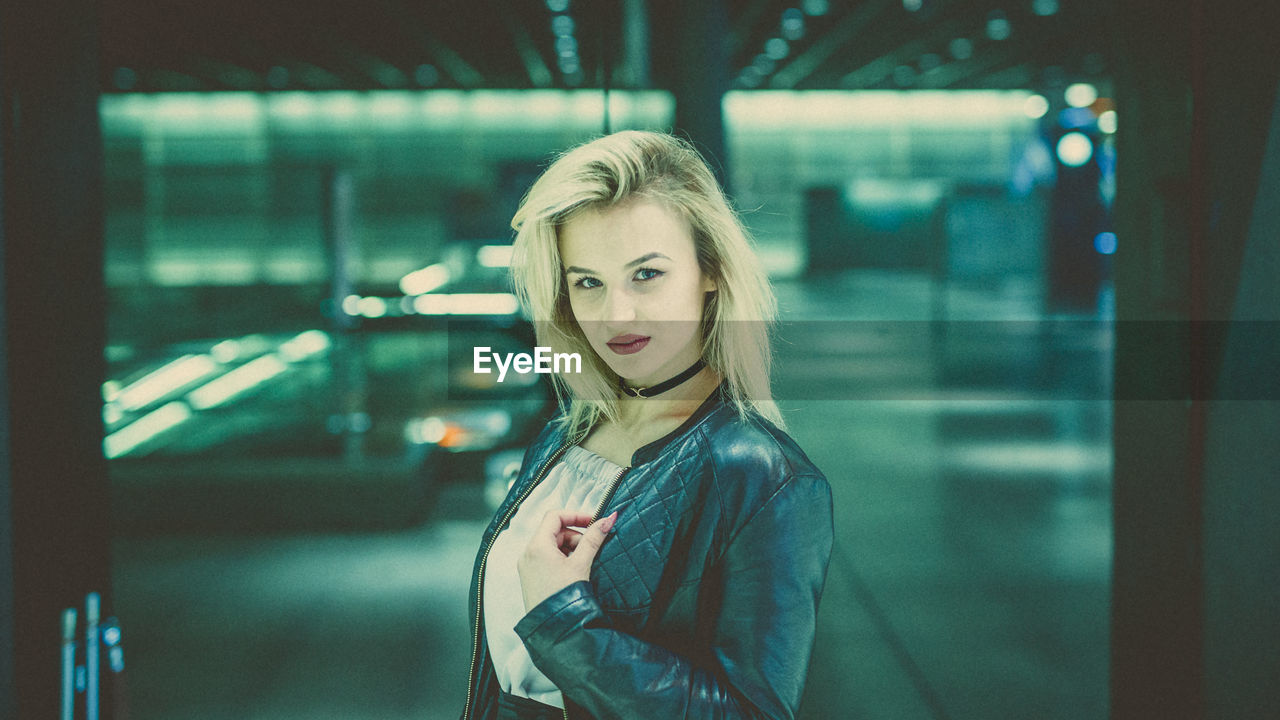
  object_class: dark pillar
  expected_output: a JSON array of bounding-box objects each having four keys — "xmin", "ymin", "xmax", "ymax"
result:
[
  {"xmin": 1110, "ymin": 2, "xmax": 1280, "ymax": 719},
  {"xmin": 1109, "ymin": 4, "xmax": 1199, "ymax": 716},
  {"xmin": 668, "ymin": 0, "xmax": 730, "ymax": 189},
  {"xmin": 1196, "ymin": 2, "xmax": 1280, "ymax": 715},
  {"xmin": 0, "ymin": 1, "xmax": 112, "ymax": 717},
  {"xmin": 1200, "ymin": 79, "xmax": 1280, "ymax": 720}
]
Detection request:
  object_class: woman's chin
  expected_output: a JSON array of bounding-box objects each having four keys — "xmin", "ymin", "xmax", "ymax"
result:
[
  {"xmin": 593, "ymin": 339, "xmax": 699, "ymax": 387},
  {"xmin": 602, "ymin": 356, "xmax": 665, "ymax": 387},
  {"xmin": 611, "ymin": 364, "xmax": 658, "ymax": 386}
]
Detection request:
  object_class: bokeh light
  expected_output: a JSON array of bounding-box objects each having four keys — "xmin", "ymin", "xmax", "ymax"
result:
[
  {"xmin": 1094, "ymin": 232, "xmax": 1118, "ymax": 255},
  {"xmin": 1056, "ymin": 132, "xmax": 1094, "ymax": 167},
  {"xmin": 1024, "ymin": 94, "xmax": 1050, "ymax": 119},
  {"xmin": 1065, "ymin": 83, "xmax": 1098, "ymax": 108},
  {"xmin": 1098, "ymin": 109, "xmax": 1118, "ymax": 134}
]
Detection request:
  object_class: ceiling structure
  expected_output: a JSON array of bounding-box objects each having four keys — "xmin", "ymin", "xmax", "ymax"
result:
[{"xmin": 100, "ymin": 0, "xmax": 1113, "ymax": 95}]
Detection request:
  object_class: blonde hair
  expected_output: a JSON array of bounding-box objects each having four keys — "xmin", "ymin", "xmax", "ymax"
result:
[{"xmin": 510, "ymin": 130, "xmax": 780, "ymax": 439}]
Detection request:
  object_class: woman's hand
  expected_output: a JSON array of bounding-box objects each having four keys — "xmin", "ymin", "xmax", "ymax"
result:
[{"xmin": 517, "ymin": 509, "xmax": 618, "ymax": 613}]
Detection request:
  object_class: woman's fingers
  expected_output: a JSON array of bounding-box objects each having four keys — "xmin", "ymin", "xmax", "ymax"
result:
[
  {"xmin": 536, "ymin": 509, "xmax": 594, "ymax": 542},
  {"xmin": 568, "ymin": 511, "xmax": 618, "ymax": 571},
  {"xmin": 518, "ymin": 509, "xmax": 620, "ymax": 610},
  {"xmin": 529, "ymin": 508, "xmax": 619, "ymax": 560},
  {"xmin": 557, "ymin": 528, "xmax": 583, "ymax": 554}
]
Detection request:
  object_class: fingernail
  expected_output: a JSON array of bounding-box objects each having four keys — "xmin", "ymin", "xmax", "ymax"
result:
[{"xmin": 601, "ymin": 511, "xmax": 618, "ymax": 534}]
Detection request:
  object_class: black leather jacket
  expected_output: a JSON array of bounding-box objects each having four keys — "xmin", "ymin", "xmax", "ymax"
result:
[{"xmin": 461, "ymin": 386, "xmax": 834, "ymax": 720}]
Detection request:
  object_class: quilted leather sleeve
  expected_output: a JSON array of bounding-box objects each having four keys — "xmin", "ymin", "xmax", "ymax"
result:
[{"xmin": 513, "ymin": 471, "xmax": 834, "ymax": 720}]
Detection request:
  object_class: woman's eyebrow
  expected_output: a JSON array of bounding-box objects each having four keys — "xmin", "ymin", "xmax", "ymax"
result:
[
  {"xmin": 624, "ymin": 252, "xmax": 670, "ymax": 268},
  {"xmin": 564, "ymin": 252, "xmax": 671, "ymax": 276}
]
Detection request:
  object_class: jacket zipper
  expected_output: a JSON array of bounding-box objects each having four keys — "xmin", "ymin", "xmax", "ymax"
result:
[
  {"xmin": 463, "ymin": 445, "xmax": 633, "ymax": 720},
  {"xmin": 591, "ymin": 465, "xmax": 630, "ymax": 523},
  {"xmin": 464, "ymin": 443, "xmax": 569, "ymax": 720},
  {"xmin": 553, "ymin": 464, "xmax": 630, "ymax": 720}
]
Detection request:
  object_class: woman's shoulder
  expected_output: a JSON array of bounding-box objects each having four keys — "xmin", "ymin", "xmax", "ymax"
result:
[
  {"xmin": 686, "ymin": 407, "xmax": 831, "ymax": 544},
  {"xmin": 697, "ymin": 405, "xmax": 828, "ymax": 493}
]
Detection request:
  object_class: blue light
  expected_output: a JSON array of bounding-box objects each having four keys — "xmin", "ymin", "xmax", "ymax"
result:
[
  {"xmin": 1058, "ymin": 106, "xmax": 1096, "ymax": 129},
  {"xmin": 1094, "ymin": 232, "xmax": 1117, "ymax": 255}
]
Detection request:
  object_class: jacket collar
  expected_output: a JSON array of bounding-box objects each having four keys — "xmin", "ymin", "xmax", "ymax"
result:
[
  {"xmin": 627, "ymin": 381, "xmax": 729, "ymax": 466},
  {"xmin": 541, "ymin": 381, "xmax": 730, "ymax": 468}
]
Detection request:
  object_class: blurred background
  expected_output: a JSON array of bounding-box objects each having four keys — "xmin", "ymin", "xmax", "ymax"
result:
[{"xmin": 2, "ymin": 1, "xmax": 1277, "ymax": 719}]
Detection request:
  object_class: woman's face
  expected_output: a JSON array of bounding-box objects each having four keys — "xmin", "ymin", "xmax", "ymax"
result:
[{"xmin": 559, "ymin": 197, "xmax": 716, "ymax": 387}]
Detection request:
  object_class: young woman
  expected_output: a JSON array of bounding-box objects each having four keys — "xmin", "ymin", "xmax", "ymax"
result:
[{"xmin": 461, "ymin": 131, "xmax": 833, "ymax": 720}]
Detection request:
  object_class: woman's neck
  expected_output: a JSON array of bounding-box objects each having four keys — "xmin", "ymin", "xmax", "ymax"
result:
[{"xmin": 615, "ymin": 367, "xmax": 721, "ymax": 430}]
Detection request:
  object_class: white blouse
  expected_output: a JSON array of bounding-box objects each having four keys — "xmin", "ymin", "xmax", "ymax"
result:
[{"xmin": 483, "ymin": 445, "xmax": 624, "ymax": 708}]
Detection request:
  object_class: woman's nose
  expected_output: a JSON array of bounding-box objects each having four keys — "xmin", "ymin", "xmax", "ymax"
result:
[{"xmin": 602, "ymin": 287, "xmax": 636, "ymax": 324}]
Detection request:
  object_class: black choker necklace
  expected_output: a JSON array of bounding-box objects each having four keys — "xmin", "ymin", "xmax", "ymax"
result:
[{"xmin": 620, "ymin": 359, "xmax": 707, "ymax": 398}]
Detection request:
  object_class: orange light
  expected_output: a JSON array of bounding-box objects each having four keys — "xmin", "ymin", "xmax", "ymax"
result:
[{"xmin": 437, "ymin": 423, "xmax": 470, "ymax": 449}]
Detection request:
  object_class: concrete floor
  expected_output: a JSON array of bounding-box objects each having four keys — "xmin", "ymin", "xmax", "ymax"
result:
[{"xmin": 111, "ymin": 271, "xmax": 1112, "ymax": 719}]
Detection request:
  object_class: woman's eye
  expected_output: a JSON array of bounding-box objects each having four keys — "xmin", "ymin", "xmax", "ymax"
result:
[
  {"xmin": 572, "ymin": 276, "xmax": 601, "ymax": 289},
  {"xmin": 634, "ymin": 267, "xmax": 664, "ymax": 282}
]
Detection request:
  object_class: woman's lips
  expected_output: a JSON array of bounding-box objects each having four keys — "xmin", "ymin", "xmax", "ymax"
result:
[{"xmin": 606, "ymin": 334, "xmax": 650, "ymax": 355}]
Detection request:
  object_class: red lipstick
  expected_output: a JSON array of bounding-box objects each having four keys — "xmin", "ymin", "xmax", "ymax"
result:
[{"xmin": 606, "ymin": 334, "xmax": 650, "ymax": 355}]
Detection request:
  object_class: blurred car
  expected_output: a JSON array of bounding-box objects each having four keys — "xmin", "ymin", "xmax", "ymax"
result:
[{"xmin": 104, "ymin": 243, "xmax": 557, "ymax": 530}]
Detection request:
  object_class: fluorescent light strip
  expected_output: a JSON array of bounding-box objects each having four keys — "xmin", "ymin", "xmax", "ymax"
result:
[
  {"xmin": 115, "ymin": 354, "xmax": 220, "ymax": 411},
  {"xmin": 946, "ymin": 442, "xmax": 1111, "ymax": 474},
  {"xmin": 412, "ymin": 293, "xmax": 518, "ymax": 315},
  {"xmin": 278, "ymin": 330, "xmax": 331, "ymax": 362},
  {"xmin": 477, "ymin": 245, "xmax": 514, "ymax": 268},
  {"xmin": 103, "ymin": 401, "xmax": 193, "ymax": 459},
  {"xmin": 186, "ymin": 354, "xmax": 289, "ymax": 410},
  {"xmin": 399, "ymin": 263, "xmax": 451, "ymax": 295}
]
